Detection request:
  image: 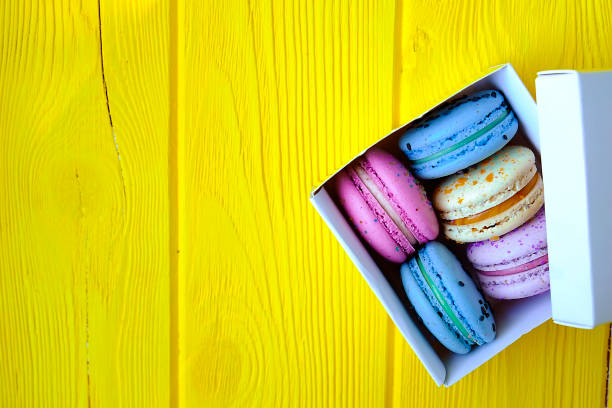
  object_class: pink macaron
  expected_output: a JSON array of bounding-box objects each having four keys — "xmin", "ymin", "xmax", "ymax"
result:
[
  {"xmin": 466, "ymin": 208, "xmax": 549, "ymax": 299},
  {"xmin": 335, "ymin": 148, "xmax": 439, "ymax": 263}
]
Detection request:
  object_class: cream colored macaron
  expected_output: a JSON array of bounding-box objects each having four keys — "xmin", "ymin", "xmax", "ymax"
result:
[{"xmin": 432, "ymin": 145, "xmax": 544, "ymax": 243}]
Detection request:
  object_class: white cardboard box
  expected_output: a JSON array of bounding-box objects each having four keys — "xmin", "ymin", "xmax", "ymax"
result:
[
  {"xmin": 310, "ymin": 63, "xmax": 612, "ymax": 386},
  {"xmin": 536, "ymin": 70, "xmax": 612, "ymax": 329}
]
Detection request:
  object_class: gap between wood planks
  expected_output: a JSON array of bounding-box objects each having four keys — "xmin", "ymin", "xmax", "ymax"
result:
[
  {"xmin": 169, "ymin": 0, "xmax": 182, "ymax": 406},
  {"xmin": 76, "ymin": 168, "xmax": 92, "ymax": 408}
]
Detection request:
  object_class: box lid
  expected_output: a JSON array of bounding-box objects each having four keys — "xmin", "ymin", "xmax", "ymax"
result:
[{"xmin": 536, "ymin": 70, "xmax": 612, "ymax": 329}]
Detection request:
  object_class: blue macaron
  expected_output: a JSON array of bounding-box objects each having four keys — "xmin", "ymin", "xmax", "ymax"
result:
[
  {"xmin": 400, "ymin": 241, "xmax": 496, "ymax": 354},
  {"xmin": 398, "ymin": 90, "xmax": 518, "ymax": 179}
]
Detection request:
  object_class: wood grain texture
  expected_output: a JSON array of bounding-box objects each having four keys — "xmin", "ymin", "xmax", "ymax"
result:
[
  {"xmin": 2, "ymin": 0, "xmax": 611, "ymax": 407},
  {"xmin": 94, "ymin": 0, "xmax": 171, "ymax": 405},
  {"xmin": 182, "ymin": 0, "xmax": 397, "ymax": 406},
  {"xmin": 391, "ymin": 1, "xmax": 612, "ymax": 406},
  {"xmin": 0, "ymin": 0, "xmax": 170, "ymax": 406},
  {"xmin": 192, "ymin": 0, "xmax": 612, "ymax": 407}
]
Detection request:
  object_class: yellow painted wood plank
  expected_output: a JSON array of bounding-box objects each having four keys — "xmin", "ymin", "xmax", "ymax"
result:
[
  {"xmin": 0, "ymin": 0, "xmax": 170, "ymax": 405},
  {"xmin": 3, "ymin": 0, "xmax": 611, "ymax": 406},
  {"xmin": 393, "ymin": 322, "xmax": 609, "ymax": 407},
  {"xmin": 0, "ymin": 1, "xmax": 107, "ymax": 405},
  {"xmin": 93, "ymin": 0, "xmax": 171, "ymax": 405},
  {"xmin": 391, "ymin": 1, "xmax": 612, "ymax": 406},
  {"xmin": 181, "ymin": 0, "xmax": 397, "ymax": 406}
]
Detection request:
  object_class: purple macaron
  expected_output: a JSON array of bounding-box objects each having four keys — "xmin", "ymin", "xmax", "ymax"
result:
[{"xmin": 466, "ymin": 208, "xmax": 549, "ymax": 300}]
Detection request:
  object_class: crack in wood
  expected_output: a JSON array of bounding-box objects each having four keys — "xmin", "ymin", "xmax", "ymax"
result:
[
  {"xmin": 85, "ymin": 261, "xmax": 92, "ymax": 408},
  {"xmin": 97, "ymin": 0, "xmax": 127, "ymax": 206},
  {"xmin": 75, "ymin": 168, "xmax": 92, "ymax": 408},
  {"xmin": 75, "ymin": 169, "xmax": 84, "ymax": 217}
]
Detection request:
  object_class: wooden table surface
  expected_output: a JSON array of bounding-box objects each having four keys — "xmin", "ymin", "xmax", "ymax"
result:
[{"xmin": 1, "ymin": 0, "xmax": 611, "ymax": 406}]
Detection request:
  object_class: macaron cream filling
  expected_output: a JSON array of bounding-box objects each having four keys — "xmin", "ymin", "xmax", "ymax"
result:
[
  {"xmin": 415, "ymin": 254, "xmax": 474, "ymax": 344},
  {"xmin": 410, "ymin": 107, "xmax": 512, "ymax": 166},
  {"xmin": 353, "ymin": 164, "xmax": 419, "ymax": 247},
  {"xmin": 447, "ymin": 172, "xmax": 540, "ymax": 226},
  {"xmin": 477, "ymin": 254, "xmax": 549, "ymax": 276}
]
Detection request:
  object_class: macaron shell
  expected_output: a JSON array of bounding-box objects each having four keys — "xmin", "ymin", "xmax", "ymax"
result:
[
  {"xmin": 399, "ymin": 90, "xmax": 518, "ymax": 179},
  {"xmin": 400, "ymin": 90, "xmax": 511, "ymax": 154},
  {"xmin": 406, "ymin": 254, "xmax": 472, "ymax": 345},
  {"xmin": 361, "ymin": 149, "xmax": 439, "ymax": 242},
  {"xmin": 443, "ymin": 174, "xmax": 544, "ymax": 243},
  {"xmin": 401, "ymin": 263, "xmax": 471, "ymax": 354},
  {"xmin": 418, "ymin": 242, "xmax": 496, "ymax": 344},
  {"xmin": 335, "ymin": 171, "xmax": 410, "ymax": 262},
  {"xmin": 347, "ymin": 167, "xmax": 416, "ymax": 255},
  {"xmin": 408, "ymin": 112, "xmax": 518, "ymax": 180},
  {"xmin": 478, "ymin": 263, "xmax": 550, "ymax": 299},
  {"xmin": 467, "ymin": 208, "xmax": 547, "ymax": 269},
  {"xmin": 434, "ymin": 145, "xmax": 536, "ymax": 220}
]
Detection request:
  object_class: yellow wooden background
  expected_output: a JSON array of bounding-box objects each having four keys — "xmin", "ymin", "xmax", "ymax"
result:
[{"xmin": 1, "ymin": 0, "xmax": 611, "ymax": 407}]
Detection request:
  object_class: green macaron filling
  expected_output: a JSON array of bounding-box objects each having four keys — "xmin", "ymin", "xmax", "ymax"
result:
[
  {"xmin": 410, "ymin": 107, "xmax": 511, "ymax": 165},
  {"xmin": 415, "ymin": 254, "xmax": 473, "ymax": 343}
]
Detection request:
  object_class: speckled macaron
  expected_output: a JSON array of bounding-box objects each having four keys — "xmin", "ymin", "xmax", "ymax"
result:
[
  {"xmin": 432, "ymin": 145, "xmax": 545, "ymax": 243},
  {"xmin": 399, "ymin": 90, "xmax": 518, "ymax": 179},
  {"xmin": 467, "ymin": 208, "xmax": 550, "ymax": 299},
  {"xmin": 401, "ymin": 241, "xmax": 496, "ymax": 354},
  {"xmin": 335, "ymin": 148, "xmax": 439, "ymax": 262}
]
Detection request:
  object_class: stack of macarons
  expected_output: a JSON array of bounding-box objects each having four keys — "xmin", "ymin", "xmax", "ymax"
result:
[
  {"xmin": 335, "ymin": 150, "xmax": 496, "ymax": 355},
  {"xmin": 334, "ymin": 89, "xmax": 549, "ymax": 355}
]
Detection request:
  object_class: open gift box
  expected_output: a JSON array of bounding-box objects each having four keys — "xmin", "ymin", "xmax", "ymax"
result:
[{"xmin": 309, "ymin": 63, "xmax": 612, "ymax": 386}]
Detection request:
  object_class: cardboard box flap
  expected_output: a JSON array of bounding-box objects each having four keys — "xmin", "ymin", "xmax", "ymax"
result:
[{"xmin": 536, "ymin": 70, "xmax": 612, "ymax": 329}]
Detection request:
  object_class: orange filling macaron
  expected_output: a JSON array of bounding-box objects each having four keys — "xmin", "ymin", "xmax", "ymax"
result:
[{"xmin": 447, "ymin": 173, "xmax": 539, "ymax": 226}]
